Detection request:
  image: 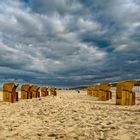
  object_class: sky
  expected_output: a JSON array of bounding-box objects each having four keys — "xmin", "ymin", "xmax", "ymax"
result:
[{"xmin": 0, "ymin": 0, "xmax": 140, "ymax": 87}]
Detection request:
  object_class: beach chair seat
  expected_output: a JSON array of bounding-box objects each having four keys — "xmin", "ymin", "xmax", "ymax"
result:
[
  {"xmin": 87, "ymin": 86, "xmax": 99, "ymax": 97},
  {"xmin": 30, "ymin": 85, "xmax": 40, "ymax": 98},
  {"xmin": 50, "ymin": 87, "xmax": 57, "ymax": 96},
  {"xmin": 98, "ymin": 83, "xmax": 112, "ymax": 101},
  {"xmin": 116, "ymin": 80, "xmax": 136, "ymax": 105},
  {"xmin": 21, "ymin": 84, "xmax": 33, "ymax": 99},
  {"xmin": 3, "ymin": 82, "xmax": 19, "ymax": 103},
  {"xmin": 41, "ymin": 86, "xmax": 49, "ymax": 97}
]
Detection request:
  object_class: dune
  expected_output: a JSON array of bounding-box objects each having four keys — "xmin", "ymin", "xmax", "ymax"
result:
[{"xmin": 0, "ymin": 90, "xmax": 139, "ymax": 140}]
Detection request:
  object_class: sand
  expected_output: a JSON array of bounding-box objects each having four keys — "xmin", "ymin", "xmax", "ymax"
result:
[{"xmin": 0, "ymin": 90, "xmax": 140, "ymax": 140}]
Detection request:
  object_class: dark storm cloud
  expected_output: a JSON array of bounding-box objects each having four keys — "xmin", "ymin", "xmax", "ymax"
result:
[{"xmin": 0, "ymin": 0, "xmax": 140, "ymax": 87}]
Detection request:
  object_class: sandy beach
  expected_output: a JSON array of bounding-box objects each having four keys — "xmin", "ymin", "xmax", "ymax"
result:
[{"xmin": 0, "ymin": 90, "xmax": 140, "ymax": 140}]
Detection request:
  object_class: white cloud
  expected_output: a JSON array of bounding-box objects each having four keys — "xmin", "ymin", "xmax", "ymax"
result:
[
  {"xmin": 114, "ymin": 44, "xmax": 129, "ymax": 52},
  {"xmin": 127, "ymin": 60, "xmax": 138, "ymax": 64}
]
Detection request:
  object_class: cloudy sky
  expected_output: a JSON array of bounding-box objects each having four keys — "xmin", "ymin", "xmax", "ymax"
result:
[{"xmin": 0, "ymin": 0, "xmax": 140, "ymax": 87}]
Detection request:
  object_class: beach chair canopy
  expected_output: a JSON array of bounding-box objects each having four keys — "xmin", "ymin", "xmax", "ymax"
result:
[
  {"xmin": 30, "ymin": 85, "xmax": 40, "ymax": 92},
  {"xmin": 21, "ymin": 84, "xmax": 33, "ymax": 92},
  {"xmin": 3, "ymin": 82, "xmax": 19, "ymax": 92},
  {"xmin": 41, "ymin": 86, "xmax": 48, "ymax": 92},
  {"xmin": 99, "ymin": 83, "xmax": 111, "ymax": 91},
  {"xmin": 117, "ymin": 80, "xmax": 137, "ymax": 91}
]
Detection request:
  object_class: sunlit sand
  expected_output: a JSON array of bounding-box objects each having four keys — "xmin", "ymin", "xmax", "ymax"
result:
[{"xmin": 0, "ymin": 90, "xmax": 139, "ymax": 140}]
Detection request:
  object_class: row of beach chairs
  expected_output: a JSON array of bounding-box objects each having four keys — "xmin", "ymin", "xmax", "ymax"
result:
[
  {"xmin": 2, "ymin": 82, "xmax": 57, "ymax": 103},
  {"xmin": 87, "ymin": 80, "xmax": 137, "ymax": 106}
]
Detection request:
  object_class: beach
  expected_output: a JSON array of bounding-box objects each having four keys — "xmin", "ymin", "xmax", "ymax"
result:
[{"xmin": 0, "ymin": 90, "xmax": 140, "ymax": 140}]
